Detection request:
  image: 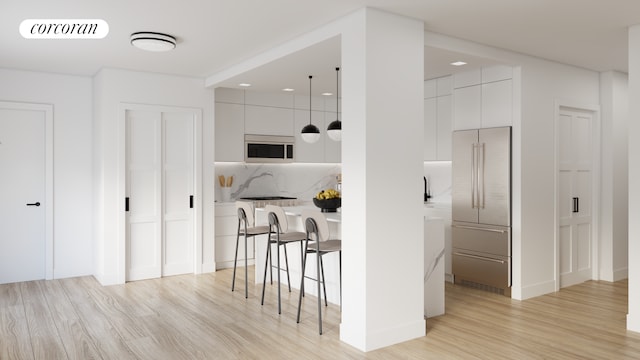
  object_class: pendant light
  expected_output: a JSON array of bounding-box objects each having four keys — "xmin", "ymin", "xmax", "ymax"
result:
[
  {"xmin": 301, "ymin": 75, "xmax": 321, "ymax": 143},
  {"xmin": 327, "ymin": 67, "xmax": 342, "ymax": 141}
]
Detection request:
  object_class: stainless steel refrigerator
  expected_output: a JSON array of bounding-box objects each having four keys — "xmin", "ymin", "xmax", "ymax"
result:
[{"xmin": 452, "ymin": 126, "xmax": 511, "ymax": 296}]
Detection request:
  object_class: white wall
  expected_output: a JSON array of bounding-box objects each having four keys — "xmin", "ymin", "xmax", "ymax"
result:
[
  {"xmin": 599, "ymin": 71, "xmax": 629, "ymax": 282},
  {"xmin": 425, "ymin": 32, "xmax": 601, "ymax": 299},
  {"xmin": 93, "ymin": 68, "xmax": 215, "ymax": 285},
  {"xmin": 627, "ymin": 25, "xmax": 640, "ymax": 333},
  {"xmin": 0, "ymin": 68, "xmax": 94, "ymax": 279}
]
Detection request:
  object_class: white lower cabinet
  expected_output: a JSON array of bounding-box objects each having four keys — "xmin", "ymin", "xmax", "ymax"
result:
[{"xmin": 215, "ymin": 203, "xmax": 255, "ymax": 269}]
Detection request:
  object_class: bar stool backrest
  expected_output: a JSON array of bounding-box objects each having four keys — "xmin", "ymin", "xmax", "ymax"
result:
[
  {"xmin": 265, "ymin": 205, "xmax": 289, "ymax": 233},
  {"xmin": 236, "ymin": 201, "xmax": 255, "ymax": 227},
  {"xmin": 301, "ymin": 209, "xmax": 330, "ymax": 242}
]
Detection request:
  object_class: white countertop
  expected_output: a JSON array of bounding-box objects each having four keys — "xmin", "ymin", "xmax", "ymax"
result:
[{"xmin": 257, "ymin": 205, "xmax": 341, "ymax": 223}]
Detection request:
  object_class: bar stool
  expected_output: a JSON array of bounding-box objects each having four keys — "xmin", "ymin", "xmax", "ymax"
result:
[
  {"xmin": 296, "ymin": 210, "xmax": 342, "ymax": 335},
  {"xmin": 261, "ymin": 205, "xmax": 306, "ymax": 314},
  {"xmin": 232, "ymin": 201, "xmax": 270, "ymax": 298}
]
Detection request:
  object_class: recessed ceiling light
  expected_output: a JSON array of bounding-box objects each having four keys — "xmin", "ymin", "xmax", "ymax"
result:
[
  {"xmin": 451, "ymin": 61, "xmax": 467, "ymax": 66},
  {"xmin": 282, "ymin": 88, "xmax": 295, "ymax": 92},
  {"xmin": 322, "ymin": 92, "xmax": 333, "ymax": 96},
  {"xmin": 238, "ymin": 83, "xmax": 251, "ymax": 87},
  {"xmin": 130, "ymin": 32, "xmax": 176, "ymax": 52}
]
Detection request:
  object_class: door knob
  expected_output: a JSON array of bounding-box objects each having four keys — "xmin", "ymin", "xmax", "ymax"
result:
[{"xmin": 26, "ymin": 202, "xmax": 41, "ymax": 207}]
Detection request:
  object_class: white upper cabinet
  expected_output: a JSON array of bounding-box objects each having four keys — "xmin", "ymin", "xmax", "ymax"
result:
[
  {"xmin": 215, "ymin": 87, "xmax": 244, "ymax": 104},
  {"xmin": 482, "ymin": 79, "xmax": 512, "ymax": 128},
  {"xmin": 482, "ymin": 65, "xmax": 513, "ymax": 83},
  {"xmin": 245, "ymin": 91, "xmax": 293, "ymax": 108},
  {"xmin": 436, "ymin": 76, "xmax": 453, "ymax": 96},
  {"xmin": 424, "ymin": 77, "xmax": 453, "ymax": 161},
  {"xmin": 453, "ymin": 69, "xmax": 481, "ymax": 89},
  {"xmin": 452, "ymin": 66, "xmax": 513, "ymax": 131},
  {"xmin": 436, "ymin": 95, "xmax": 452, "ymax": 160},
  {"xmin": 215, "ymin": 88, "xmax": 245, "ymax": 162},
  {"xmin": 244, "ymin": 105, "xmax": 294, "ymax": 136},
  {"xmin": 453, "ymin": 85, "xmax": 482, "ymax": 130},
  {"xmin": 424, "ymin": 79, "xmax": 437, "ymax": 99},
  {"xmin": 294, "ymin": 94, "xmax": 326, "ymax": 111},
  {"xmin": 424, "ymin": 97, "xmax": 437, "ymax": 160},
  {"xmin": 215, "ymin": 102, "xmax": 244, "ymax": 162}
]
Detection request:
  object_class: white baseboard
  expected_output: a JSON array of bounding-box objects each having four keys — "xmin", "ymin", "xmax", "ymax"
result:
[
  {"xmin": 216, "ymin": 259, "xmax": 255, "ymax": 270},
  {"xmin": 518, "ymin": 279, "xmax": 556, "ymax": 300},
  {"xmin": 628, "ymin": 313, "xmax": 640, "ymax": 333},
  {"xmin": 201, "ymin": 262, "xmax": 217, "ymax": 273},
  {"xmin": 340, "ymin": 318, "xmax": 425, "ymax": 352}
]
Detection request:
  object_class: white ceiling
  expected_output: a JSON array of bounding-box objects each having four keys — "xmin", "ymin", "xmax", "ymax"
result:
[{"xmin": 3, "ymin": 0, "xmax": 639, "ymax": 96}]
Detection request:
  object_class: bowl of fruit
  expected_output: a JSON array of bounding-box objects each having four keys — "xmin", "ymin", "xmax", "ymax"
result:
[{"xmin": 313, "ymin": 189, "xmax": 341, "ymax": 213}]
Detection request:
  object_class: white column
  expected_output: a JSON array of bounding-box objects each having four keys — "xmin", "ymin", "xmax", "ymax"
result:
[
  {"xmin": 599, "ymin": 71, "xmax": 629, "ymax": 282},
  {"xmin": 340, "ymin": 8, "xmax": 425, "ymax": 351},
  {"xmin": 627, "ymin": 25, "xmax": 640, "ymax": 332}
]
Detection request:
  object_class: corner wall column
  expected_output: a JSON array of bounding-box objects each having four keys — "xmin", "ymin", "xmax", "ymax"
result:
[
  {"xmin": 340, "ymin": 8, "xmax": 425, "ymax": 351},
  {"xmin": 627, "ymin": 25, "xmax": 640, "ymax": 332}
]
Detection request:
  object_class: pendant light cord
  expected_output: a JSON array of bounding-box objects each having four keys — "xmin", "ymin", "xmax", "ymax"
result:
[
  {"xmin": 309, "ymin": 75, "xmax": 313, "ymax": 125},
  {"xmin": 336, "ymin": 67, "xmax": 340, "ymax": 121}
]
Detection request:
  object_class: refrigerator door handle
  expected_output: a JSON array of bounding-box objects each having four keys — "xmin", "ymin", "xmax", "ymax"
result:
[
  {"xmin": 471, "ymin": 143, "xmax": 477, "ymax": 209},
  {"xmin": 479, "ymin": 143, "xmax": 485, "ymax": 209}
]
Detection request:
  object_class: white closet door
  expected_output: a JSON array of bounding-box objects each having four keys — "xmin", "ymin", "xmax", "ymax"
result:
[
  {"xmin": 162, "ymin": 112, "xmax": 194, "ymax": 276},
  {"xmin": 558, "ymin": 108, "xmax": 592, "ymax": 288},
  {"xmin": 126, "ymin": 110, "xmax": 162, "ymax": 281},
  {"xmin": 0, "ymin": 108, "xmax": 45, "ymax": 284}
]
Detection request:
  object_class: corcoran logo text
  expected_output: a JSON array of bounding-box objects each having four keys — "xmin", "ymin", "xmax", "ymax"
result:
[{"xmin": 20, "ymin": 19, "xmax": 109, "ymax": 39}]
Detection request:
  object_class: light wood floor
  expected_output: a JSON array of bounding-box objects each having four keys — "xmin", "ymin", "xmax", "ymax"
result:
[{"xmin": 1, "ymin": 269, "xmax": 639, "ymax": 360}]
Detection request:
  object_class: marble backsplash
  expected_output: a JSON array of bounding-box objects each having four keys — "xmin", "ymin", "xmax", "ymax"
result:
[
  {"xmin": 214, "ymin": 161, "xmax": 452, "ymax": 204},
  {"xmin": 214, "ymin": 163, "xmax": 342, "ymax": 203}
]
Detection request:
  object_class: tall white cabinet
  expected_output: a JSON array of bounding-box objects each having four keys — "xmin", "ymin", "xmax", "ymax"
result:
[
  {"xmin": 452, "ymin": 65, "xmax": 513, "ymax": 131},
  {"xmin": 424, "ymin": 76, "xmax": 452, "ymax": 161},
  {"xmin": 126, "ymin": 108, "xmax": 196, "ymax": 281}
]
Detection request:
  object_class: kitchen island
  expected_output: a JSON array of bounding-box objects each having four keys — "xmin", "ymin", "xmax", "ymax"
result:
[{"xmin": 251, "ymin": 204, "xmax": 445, "ymax": 318}]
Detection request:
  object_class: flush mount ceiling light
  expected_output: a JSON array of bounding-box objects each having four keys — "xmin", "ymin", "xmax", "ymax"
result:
[
  {"xmin": 450, "ymin": 61, "xmax": 467, "ymax": 66},
  {"xmin": 326, "ymin": 67, "xmax": 342, "ymax": 142},
  {"xmin": 130, "ymin": 32, "xmax": 176, "ymax": 52},
  {"xmin": 301, "ymin": 75, "xmax": 320, "ymax": 144}
]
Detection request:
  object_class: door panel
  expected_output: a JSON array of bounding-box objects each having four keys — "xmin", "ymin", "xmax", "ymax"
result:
[
  {"xmin": 162, "ymin": 112, "xmax": 194, "ymax": 276},
  {"xmin": 126, "ymin": 110, "xmax": 162, "ymax": 281},
  {"xmin": 452, "ymin": 129, "xmax": 478, "ymax": 223},
  {"xmin": 558, "ymin": 108, "xmax": 592, "ymax": 288},
  {"xmin": 0, "ymin": 108, "xmax": 45, "ymax": 284}
]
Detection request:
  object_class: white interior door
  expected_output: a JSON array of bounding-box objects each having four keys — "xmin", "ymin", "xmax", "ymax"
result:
[
  {"xmin": 126, "ymin": 108, "xmax": 195, "ymax": 281},
  {"xmin": 558, "ymin": 108, "xmax": 593, "ymax": 288},
  {"xmin": 126, "ymin": 110, "xmax": 162, "ymax": 281},
  {"xmin": 161, "ymin": 112, "xmax": 194, "ymax": 276},
  {"xmin": 0, "ymin": 107, "xmax": 46, "ymax": 284}
]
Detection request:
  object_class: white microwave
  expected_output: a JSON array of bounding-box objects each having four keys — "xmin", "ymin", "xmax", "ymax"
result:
[{"xmin": 244, "ymin": 134, "xmax": 294, "ymax": 163}]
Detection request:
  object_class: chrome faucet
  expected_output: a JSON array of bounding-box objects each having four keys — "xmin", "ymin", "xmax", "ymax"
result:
[{"xmin": 424, "ymin": 176, "xmax": 431, "ymax": 202}]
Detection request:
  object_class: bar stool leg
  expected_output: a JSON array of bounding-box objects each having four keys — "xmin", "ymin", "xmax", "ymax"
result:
[
  {"xmin": 319, "ymin": 256, "xmax": 328, "ymax": 306},
  {"xmin": 277, "ymin": 236, "xmax": 282, "ymax": 314},
  {"xmin": 244, "ymin": 233, "xmax": 248, "ymax": 298},
  {"xmin": 316, "ymin": 247, "xmax": 322, "ymax": 335},
  {"xmin": 261, "ymin": 236, "xmax": 272, "ymax": 306},
  {"xmin": 296, "ymin": 240, "xmax": 309, "ymax": 323},
  {"xmin": 231, "ymin": 223, "xmax": 241, "ymax": 292},
  {"xmin": 283, "ymin": 244, "xmax": 291, "ymax": 292}
]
